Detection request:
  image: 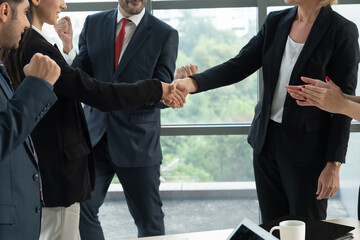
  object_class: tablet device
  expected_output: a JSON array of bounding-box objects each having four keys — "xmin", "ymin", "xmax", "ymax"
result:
[
  {"xmin": 226, "ymin": 218, "xmax": 279, "ymax": 240},
  {"xmin": 260, "ymin": 215, "xmax": 355, "ymax": 240}
]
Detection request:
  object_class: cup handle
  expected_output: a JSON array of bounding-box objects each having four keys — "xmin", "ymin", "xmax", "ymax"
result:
[{"xmin": 270, "ymin": 226, "xmax": 280, "ymax": 235}]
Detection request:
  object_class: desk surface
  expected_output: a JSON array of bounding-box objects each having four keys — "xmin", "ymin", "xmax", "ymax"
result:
[
  {"xmin": 125, "ymin": 218, "xmax": 360, "ymax": 240},
  {"xmin": 327, "ymin": 218, "xmax": 360, "ymax": 239}
]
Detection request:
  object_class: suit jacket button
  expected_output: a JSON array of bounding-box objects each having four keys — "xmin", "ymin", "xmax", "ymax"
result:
[
  {"xmin": 33, "ymin": 174, "xmax": 39, "ymax": 182},
  {"xmin": 35, "ymin": 205, "xmax": 41, "ymax": 214}
]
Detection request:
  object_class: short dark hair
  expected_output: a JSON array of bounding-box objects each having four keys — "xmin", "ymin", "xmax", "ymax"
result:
[
  {"xmin": 0, "ymin": 0, "xmax": 30, "ymax": 89},
  {"xmin": 0, "ymin": 0, "xmax": 25, "ymax": 18}
]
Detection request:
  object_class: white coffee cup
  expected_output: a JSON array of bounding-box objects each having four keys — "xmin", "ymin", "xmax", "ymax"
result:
[{"xmin": 270, "ymin": 220, "xmax": 305, "ymax": 240}]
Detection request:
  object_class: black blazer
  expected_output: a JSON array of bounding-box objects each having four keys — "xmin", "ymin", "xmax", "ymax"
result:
[
  {"xmin": 22, "ymin": 29, "xmax": 163, "ymax": 207},
  {"xmin": 192, "ymin": 6, "xmax": 359, "ymax": 164},
  {"xmin": 0, "ymin": 75, "xmax": 57, "ymax": 239}
]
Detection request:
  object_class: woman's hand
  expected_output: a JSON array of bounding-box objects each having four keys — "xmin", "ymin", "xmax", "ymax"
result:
[
  {"xmin": 316, "ymin": 162, "xmax": 340, "ymax": 200},
  {"xmin": 290, "ymin": 77, "xmax": 347, "ymax": 114},
  {"xmin": 286, "ymin": 76, "xmax": 330, "ymax": 101},
  {"xmin": 174, "ymin": 64, "xmax": 198, "ymax": 79},
  {"xmin": 54, "ymin": 16, "xmax": 73, "ymax": 54}
]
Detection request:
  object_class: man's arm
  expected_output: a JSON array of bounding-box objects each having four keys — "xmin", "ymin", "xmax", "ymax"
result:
[
  {"xmin": 153, "ymin": 29, "xmax": 179, "ymax": 108},
  {"xmin": 0, "ymin": 54, "xmax": 59, "ymax": 160}
]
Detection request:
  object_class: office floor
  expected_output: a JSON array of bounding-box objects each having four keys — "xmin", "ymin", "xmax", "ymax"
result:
[{"xmin": 99, "ymin": 197, "xmax": 349, "ymax": 240}]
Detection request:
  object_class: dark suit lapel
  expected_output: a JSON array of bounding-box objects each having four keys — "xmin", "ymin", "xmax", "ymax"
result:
[
  {"xmin": 0, "ymin": 70, "xmax": 36, "ymax": 165},
  {"xmin": 24, "ymin": 137, "xmax": 38, "ymax": 167},
  {"xmin": 114, "ymin": 10, "xmax": 151, "ymax": 78},
  {"xmin": 269, "ymin": 7, "xmax": 297, "ymax": 98},
  {"xmin": 289, "ymin": 6, "xmax": 333, "ymax": 85},
  {"xmin": 31, "ymin": 30, "xmax": 66, "ymax": 61},
  {"xmin": 104, "ymin": 9, "xmax": 117, "ymax": 75},
  {"xmin": 0, "ymin": 74, "xmax": 13, "ymax": 99}
]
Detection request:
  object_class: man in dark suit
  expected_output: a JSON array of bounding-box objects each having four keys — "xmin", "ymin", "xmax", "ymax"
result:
[
  {"xmin": 70, "ymin": 0, "xmax": 178, "ymax": 238},
  {"xmin": 171, "ymin": 2, "xmax": 359, "ymax": 223},
  {"xmin": 0, "ymin": 0, "xmax": 60, "ymax": 238}
]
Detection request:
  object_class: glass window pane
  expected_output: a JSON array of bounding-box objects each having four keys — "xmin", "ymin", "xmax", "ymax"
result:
[
  {"xmin": 267, "ymin": 6, "xmax": 292, "ymax": 13},
  {"xmin": 160, "ymin": 135, "xmax": 255, "ymax": 182},
  {"xmin": 340, "ymin": 132, "xmax": 360, "ymax": 219},
  {"xmin": 331, "ymin": 5, "xmax": 360, "ymax": 99},
  {"xmin": 41, "ymin": 11, "xmax": 96, "ymax": 51},
  {"xmin": 154, "ymin": 8, "xmax": 258, "ymax": 124}
]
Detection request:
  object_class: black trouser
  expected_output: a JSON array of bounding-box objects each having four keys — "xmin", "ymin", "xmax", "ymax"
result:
[
  {"xmin": 253, "ymin": 120, "xmax": 328, "ymax": 223},
  {"xmin": 79, "ymin": 135, "xmax": 164, "ymax": 239}
]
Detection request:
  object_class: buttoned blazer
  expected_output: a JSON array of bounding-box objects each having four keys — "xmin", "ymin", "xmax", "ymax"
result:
[
  {"xmin": 21, "ymin": 29, "xmax": 163, "ymax": 207},
  {"xmin": 0, "ymin": 75, "xmax": 57, "ymax": 239},
  {"xmin": 73, "ymin": 9, "xmax": 179, "ymax": 167},
  {"xmin": 192, "ymin": 6, "xmax": 359, "ymax": 164}
]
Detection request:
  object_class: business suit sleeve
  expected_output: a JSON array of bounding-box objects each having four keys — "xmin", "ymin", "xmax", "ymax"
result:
[
  {"xmin": 153, "ymin": 29, "xmax": 178, "ymax": 84},
  {"xmin": 25, "ymin": 35, "xmax": 163, "ymax": 112},
  {"xmin": 54, "ymin": 57, "xmax": 163, "ymax": 112},
  {"xmin": 0, "ymin": 77, "xmax": 57, "ymax": 160},
  {"xmin": 153, "ymin": 28, "xmax": 178, "ymax": 109},
  {"xmin": 71, "ymin": 16, "xmax": 93, "ymax": 77},
  {"xmin": 191, "ymin": 16, "xmax": 267, "ymax": 93},
  {"xmin": 325, "ymin": 21, "xmax": 359, "ymax": 163}
]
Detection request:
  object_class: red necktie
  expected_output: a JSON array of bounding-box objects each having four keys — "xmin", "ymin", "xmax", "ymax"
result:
[{"xmin": 114, "ymin": 18, "xmax": 131, "ymax": 70}]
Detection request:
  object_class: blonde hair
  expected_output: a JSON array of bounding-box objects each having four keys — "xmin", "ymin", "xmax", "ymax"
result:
[{"xmin": 320, "ymin": 0, "xmax": 338, "ymax": 6}]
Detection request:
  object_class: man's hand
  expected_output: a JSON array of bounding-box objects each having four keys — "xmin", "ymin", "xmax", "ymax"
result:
[
  {"xmin": 54, "ymin": 16, "xmax": 73, "ymax": 54},
  {"xmin": 161, "ymin": 77, "xmax": 198, "ymax": 108},
  {"xmin": 24, "ymin": 53, "xmax": 61, "ymax": 85},
  {"xmin": 175, "ymin": 64, "xmax": 198, "ymax": 79},
  {"xmin": 316, "ymin": 162, "xmax": 340, "ymax": 200},
  {"xmin": 161, "ymin": 82, "xmax": 186, "ymax": 108},
  {"xmin": 172, "ymin": 77, "xmax": 198, "ymax": 97}
]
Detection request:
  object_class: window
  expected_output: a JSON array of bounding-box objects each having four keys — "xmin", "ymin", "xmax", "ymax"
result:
[
  {"xmin": 160, "ymin": 135, "xmax": 254, "ymax": 182},
  {"xmin": 155, "ymin": 8, "xmax": 258, "ymax": 124}
]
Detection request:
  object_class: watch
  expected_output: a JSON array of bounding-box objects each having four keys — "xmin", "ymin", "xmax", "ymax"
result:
[{"xmin": 331, "ymin": 161, "xmax": 342, "ymax": 167}]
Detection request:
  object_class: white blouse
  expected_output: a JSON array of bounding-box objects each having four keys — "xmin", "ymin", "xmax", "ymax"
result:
[{"xmin": 270, "ymin": 36, "xmax": 304, "ymax": 123}]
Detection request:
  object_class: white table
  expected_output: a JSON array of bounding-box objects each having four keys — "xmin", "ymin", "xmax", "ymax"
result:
[{"xmin": 125, "ymin": 218, "xmax": 360, "ymax": 240}]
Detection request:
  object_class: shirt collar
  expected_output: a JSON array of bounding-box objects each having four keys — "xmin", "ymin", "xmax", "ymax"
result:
[
  {"xmin": 32, "ymin": 25, "xmax": 55, "ymax": 45},
  {"xmin": 116, "ymin": 5, "xmax": 145, "ymax": 26}
]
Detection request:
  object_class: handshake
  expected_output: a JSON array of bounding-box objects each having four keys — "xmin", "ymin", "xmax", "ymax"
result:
[{"xmin": 160, "ymin": 64, "xmax": 199, "ymax": 109}]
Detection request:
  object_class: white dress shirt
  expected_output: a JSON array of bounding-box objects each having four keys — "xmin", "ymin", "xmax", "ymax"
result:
[
  {"xmin": 32, "ymin": 25, "xmax": 54, "ymax": 45},
  {"xmin": 270, "ymin": 36, "xmax": 304, "ymax": 123},
  {"xmin": 32, "ymin": 25, "xmax": 77, "ymax": 65},
  {"xmin": 116, "ymin": 7, "xmax": 145, "ymax": 64}
]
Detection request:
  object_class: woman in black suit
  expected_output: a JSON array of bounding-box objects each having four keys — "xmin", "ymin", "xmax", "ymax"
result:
[
  {"xmin": 287, "ymin": 76, "xmax": 360, "ymax": 221},
  {"xmin": 172, "ymin": 0, "xmax": 359, "ymax": 222},
  {"xmin": 4, "ymin": 0, "xmax": 186, "ymax": 239}
]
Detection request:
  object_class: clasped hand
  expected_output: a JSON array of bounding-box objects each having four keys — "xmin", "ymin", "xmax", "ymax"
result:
[
  {"xmin": 161, "ymin": 64, "xmax": 199, "ymax": 109},
  {"xmin": 54, "ymin": 16, "xmax": 73, "ymax": 54},
  {"xmin": 286, "ymin": 76, "xmax": 346, "ymax": 114}
]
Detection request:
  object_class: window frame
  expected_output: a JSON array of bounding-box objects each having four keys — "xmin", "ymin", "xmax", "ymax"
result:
[{"xmin": 64, "ymin": 0, "xmax": 360, "ymax": 136}]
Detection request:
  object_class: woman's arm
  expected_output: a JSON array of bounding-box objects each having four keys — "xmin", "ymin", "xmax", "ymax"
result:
[
  {"xmin": 344, "ymin": 93, "xmax": 360, "ymax": 104},
  {"xmin": 290, "ymin": 77, "xmax": 360, "ymax": 121}
]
